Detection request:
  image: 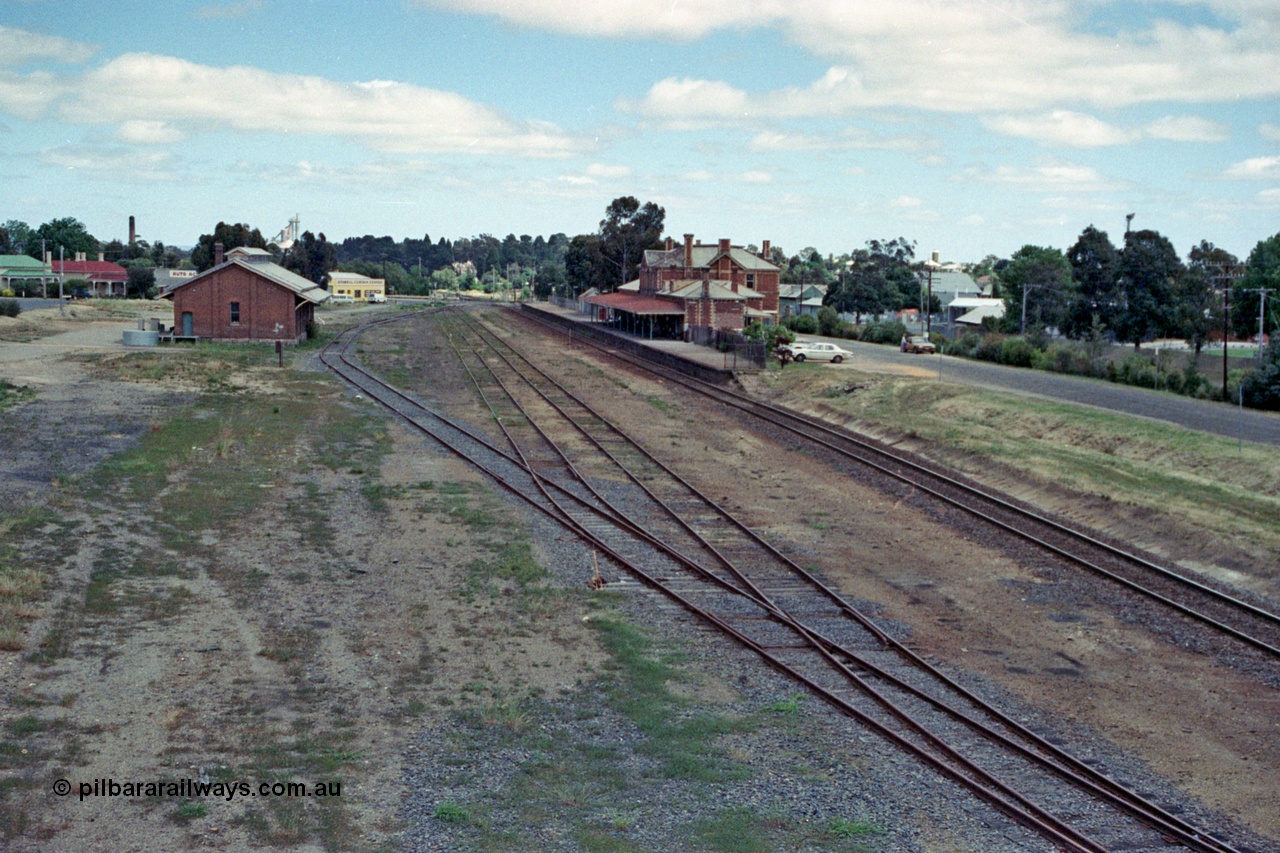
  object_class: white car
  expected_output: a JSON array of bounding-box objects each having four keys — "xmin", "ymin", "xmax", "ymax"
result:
[
  {"xmin": 367, "ymin": 292, "xmax": 387, "ymax": 303},
  {"xmin": 784, "ymin": 341, "xmax": 853, "ymax": 363}
]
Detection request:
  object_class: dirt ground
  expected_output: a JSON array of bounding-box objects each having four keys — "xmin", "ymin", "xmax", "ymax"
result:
[{"xmin": 1, "ymin": 305, "xmax": 1277, "ymax": 851}]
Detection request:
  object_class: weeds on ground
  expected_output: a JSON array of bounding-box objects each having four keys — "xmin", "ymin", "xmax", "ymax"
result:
[{"xmin": 0, "ymin": 379, "xmax": 34, "ymax": 411}]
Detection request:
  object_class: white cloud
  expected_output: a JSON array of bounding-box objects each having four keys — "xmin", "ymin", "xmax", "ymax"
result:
[
  {"xmin": 888, "ymin": 195, "xmax": 922, "ymax": 208},
  {"xmin": 678, "ymin": 168, "xmax": 771, "ymax": 184},
  {"xmin": 0, "ymin": 26, "xmax": 97, "ymax": 67},
  {"xmin": 585, "ymin": 163, "xmax": 632, "ymax": 178},
  {"xmin": 593, "ymin": 1, "xmax": 1280, "ymax": 120},
  {"xmin": 1261, "ymin": 123, "xmax": 1280, "ymax": 142},
  {"xmin": 0, "ymin": 70, "xmax": 68, "ymax": 119},
  {"xmin": 1258, "ymin": 188, "xmax": 1280, "ymax": 206},
  {"xmin": 955, "ymin": 161, "xmax": 1123, "ymax": 193},
  {"xmin": 244, "ymin": 158, "xmax": 440, "ymax": 189},
  {"xmin": 196, "ymin": 1, "xmax": 265, "ymax": 20},
  {"xmin": 983, "ymin": 111, "xmax": 1137, "ymax": 148},
  {"xmin": 40, "ymin": 145, "xmax": 178, "ymax": 183},
  {"xmin": 749, "ymin": 127, "xmax": 927, "ymax": 152},
  {"xmin": 1223, "ymin": 155, "xmax": 1280, "ymax": 179},
  {"xmin": 413, "ymin": 0, "xmax": 787, "ymax": 40},
  {"xmin": 115, "ymin": 119, "xmax": 186, "ymax": 144},
  {"xmin": 1144, "ymin": 115, "xmax": 1229, "ymax": 143},
  {"xmin": 48, "ymin": 53, "xmax": 584, "ymax": 157}
]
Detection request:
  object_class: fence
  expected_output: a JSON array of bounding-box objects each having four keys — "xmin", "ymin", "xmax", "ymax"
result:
[{"xmin": 684, "ymin": 325, "xmax": 767, "ymax": 370}]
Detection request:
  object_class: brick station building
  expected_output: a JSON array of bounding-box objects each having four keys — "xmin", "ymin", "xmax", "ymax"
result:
[
  {"xmin": 584, "ymin": 234, "xmax": 781, "ymax": 339},
  {"xmin": 161, "ymin": 245, "xmax": 329, "ymax": 343}
]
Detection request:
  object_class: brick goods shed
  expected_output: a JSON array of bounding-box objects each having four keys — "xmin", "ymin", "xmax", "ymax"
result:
[{"xmin": 162, "ymin": 246, "xmax": 329, "ymax": 343}]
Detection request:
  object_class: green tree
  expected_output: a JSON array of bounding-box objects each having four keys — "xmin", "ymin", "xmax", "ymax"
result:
[
  {"xmin": 191, "ymin": 222, "xmax": 269, "ymax": 271},
  {"xmin": 1, "ymin": 220, "xmax": 34, "ymax": 255},
  {"xmin": 122, "ymin": 261, "xmax": 156, "ymax": 299},
  {"xmin": 35, "ymin": 217, "xmax": 99, "ymax": 261},
  {"xmin": 1240, "ymin": 340, "xmax": 1280, "ymax": 409},
  {"xmin": 1183, "ymin": 241, "xmax": 1237, "ymax": 355},
  {"xmin": 284, "ymin": 231, "xmax": 337, "ymax": 285},
  {"xmin": 599, "ymin": 196, "xmax": 665, "ymax": 289},
  {"xmin": 1233, "ymin": 232, "xmax": 1280, "ymax": 342},
  {"xmin": 1115, "ymin": 229, "xmax": 1184, "ymax": 349},
  {"xmin": 1064, "ymin": 225, "xmax": 1120, "ymax": 339},
  {"xmin": 998, "ymin": 245, "xmax": 1074, "ymax": 334},
  {"xmin": 564, "ymin": 234, "xmax": 608, "ymax": 294}
]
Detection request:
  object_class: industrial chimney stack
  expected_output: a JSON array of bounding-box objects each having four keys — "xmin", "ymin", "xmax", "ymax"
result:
[{"xmin": 129, "ymin": 216, "xmax": 136, "ymax": 245}]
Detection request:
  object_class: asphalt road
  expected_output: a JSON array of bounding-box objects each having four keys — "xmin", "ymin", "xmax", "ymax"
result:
[{"xmin": 795, "ymin": 334, "xmax": 1280, "ymax": 448}]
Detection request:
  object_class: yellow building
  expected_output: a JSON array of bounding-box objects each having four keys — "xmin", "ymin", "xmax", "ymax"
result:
[{"xmin": 328, "ymin": 271, "xmax": 386, "ymax": 300}]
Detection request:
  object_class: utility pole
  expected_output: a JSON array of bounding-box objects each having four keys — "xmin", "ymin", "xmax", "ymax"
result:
[
  {"xmin": 1214, "ymin": 265, "xmax": 1245, "ymax": 392},
  {"xmin": 1248, "ymin": 287, "xmax": 1275, "ymax": 361}
]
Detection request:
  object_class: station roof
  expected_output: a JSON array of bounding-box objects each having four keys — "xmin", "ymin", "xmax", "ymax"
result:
[{"xmin": 583, "ymin": 291, "xmax": 685, "ymax": 315}]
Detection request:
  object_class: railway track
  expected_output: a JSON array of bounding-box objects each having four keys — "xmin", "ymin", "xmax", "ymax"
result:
[
  {"xmin": 320, "ymin": 306, "xmax": 1254, "ymax": 853},
  {"xmin": 513, "ymin": 305, "xmax": 1280, "ymax": 663}
]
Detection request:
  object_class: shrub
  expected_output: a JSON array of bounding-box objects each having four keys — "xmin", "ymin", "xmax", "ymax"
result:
[
  {"xmin": 998, "ymin": 336, "xmax": 1037, "ymax": 367},
  {"xmin": 0, "ymin": 299, "xmax": 20, "ymax": 318},
  {"xmin": 858, "ymin": 319, "xmax": 906, "ymax": 345},
  {"xmin": 973, "ymin": 334, "xmax": 1005, "ymax": 363},
  {"xmin": 1240, "ymin": 341, "xmax": 1280, "ymax": 410},
  {"xmin": 785, "ymin": 313, "xmax": 818, "ymax": 334}
]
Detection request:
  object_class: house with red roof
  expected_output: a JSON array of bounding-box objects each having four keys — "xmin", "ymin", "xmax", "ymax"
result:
[
  {"xmin": 584, "ymin": 234, "xmax": 781, "ymax": 338},
  {"xmin": 48, "ymin": 251, "xmax": 129, "ymax": 297}
]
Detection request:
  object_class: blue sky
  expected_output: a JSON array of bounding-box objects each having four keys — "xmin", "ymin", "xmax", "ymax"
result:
[{"xmin": 2, "ymin": 0, "xmax": 1278, "ymax": 262}]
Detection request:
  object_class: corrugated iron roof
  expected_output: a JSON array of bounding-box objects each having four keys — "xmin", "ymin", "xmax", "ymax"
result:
[
  {"xmin": 583, "ymin": 291, "xmax": 685, "ymax": 315},
  {"xmin": 161, "ymin": 258, "xmax": 330, "ymax": 303},
  {"xmin": 50, "ymin": 260, "xmax": 128, "ymax": 280}
]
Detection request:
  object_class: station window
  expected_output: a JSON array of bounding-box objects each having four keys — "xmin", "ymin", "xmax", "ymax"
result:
[{"xmin": 230, "ymin": 301, "xmax": 240, "ymax": 324}]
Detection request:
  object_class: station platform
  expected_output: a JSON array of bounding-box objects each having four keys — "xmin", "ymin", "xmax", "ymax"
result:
[{"xmin": 519, "ymin": 302, "xmax": 756, "ymax": 384}]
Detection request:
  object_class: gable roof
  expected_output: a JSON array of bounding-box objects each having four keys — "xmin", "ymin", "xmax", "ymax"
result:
[
  {"xmin": 0, "ymin": 255, "xmax": 48, "ymax": 270},
  {"xmin": 643, "ymin": 244, "xmax": 780, "ymax": 273},
  {"xmin": 50, "ymin": 259, "xmax": 128, "ymax": 281},
  {"xmin": 667, "ymin": 280, "xmax": 750, "ymax": 301},
  {"xmin": 160, "ymin": 258, "xmax": 329, "ymax": 303}
]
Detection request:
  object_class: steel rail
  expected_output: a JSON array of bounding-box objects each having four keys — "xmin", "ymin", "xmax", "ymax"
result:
[
  {"xmin": 319, "ymin": 318, "xmax": 1114, "ymax": 853},
  {"xmin": 322, "ymin": 309, "xmax": 1246, "ymax": 853},
  {"xmin": 450, "ymin": 306, "xmax": 1244, "ymax": 853},
  {"xmin": 515, "ymin": 306, "xmax": 1280, "ymax": 660}
]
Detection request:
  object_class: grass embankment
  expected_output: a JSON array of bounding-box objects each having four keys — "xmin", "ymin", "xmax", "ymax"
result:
[{"xmin": 757, "ymin": 365, "xmax": 1280, "ymax": 584}]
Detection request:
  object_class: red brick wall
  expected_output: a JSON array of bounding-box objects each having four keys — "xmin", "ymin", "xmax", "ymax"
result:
[{"xmin": 173, "ymin": 266, "xmax": 307, "ymax": 342}]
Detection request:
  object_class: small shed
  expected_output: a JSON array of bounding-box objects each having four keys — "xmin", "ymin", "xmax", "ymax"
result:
[{"xmin": 161, "ymin": 245, "xmax": 328, "ymax": 343}]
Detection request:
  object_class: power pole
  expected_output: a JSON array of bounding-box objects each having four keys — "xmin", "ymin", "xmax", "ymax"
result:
[
  {"xmin": 1214, "ymin": 265, "xmax": 1245, "ymax": 391},
  {"xmin": 1247, "ymin": 287, "xmax": 1275, "ymax": 361}
]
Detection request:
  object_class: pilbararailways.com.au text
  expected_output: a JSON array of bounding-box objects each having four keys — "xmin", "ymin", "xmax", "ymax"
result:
[{"xmin": 54, "ymin": 778, "xmax": 342, "ymax": 802}]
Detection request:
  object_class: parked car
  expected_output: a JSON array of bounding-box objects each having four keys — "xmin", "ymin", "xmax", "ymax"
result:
[
  {"xmin": 328, "ymin": 293, "xmax": 355, "ymax": 303},
  {"xmin": 901, "ymin": 334, "xmax": 936, "ymax": 354},
  {"xmin": 367, "ymin": 292, "xmax": 387, "ymax": 303},
  {"xmin": 784, "ymin": 341, "xmax": 854, "ymax": 363}
]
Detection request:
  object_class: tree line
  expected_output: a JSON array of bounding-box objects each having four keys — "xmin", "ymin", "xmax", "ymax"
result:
[{"xmin": 5, "ymin": 208, "xmax": 1277, "ymax": 353}]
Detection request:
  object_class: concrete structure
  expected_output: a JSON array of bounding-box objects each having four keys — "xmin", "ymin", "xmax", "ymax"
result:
[
  {"xmin": 584, "ymin": 235, "xmax": 782, "ymax": 338},
  {"xmin": 160, "ymin": 244, "xmax": 328, "ymax": 343},
  {"xmin": 328, "ymin": 271, "xmax": 386, "ymax": 300}
]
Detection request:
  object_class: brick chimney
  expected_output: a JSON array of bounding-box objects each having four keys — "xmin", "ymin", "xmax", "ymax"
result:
[
  {"xmin": 214, "ymin": 242, "xmax": 224, "ymax": 266},
  {"xmin": 665, "ymin": 236, "xmax": 673, "ymax": 251},
  {"xmin": 718, "ymin": 238, "xmax": 731, "ymax": 255},
  {"xmin": 683, "ymin": 233, "xmax": 694, "ymax": 268},
  {"xmin": 761, "ymin": 239, "xmax": 771, "ymax": 259}
]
